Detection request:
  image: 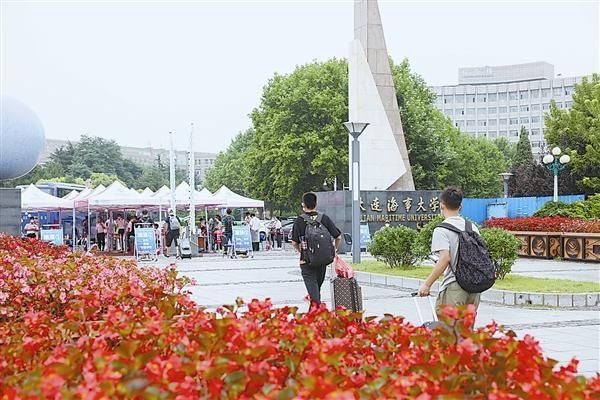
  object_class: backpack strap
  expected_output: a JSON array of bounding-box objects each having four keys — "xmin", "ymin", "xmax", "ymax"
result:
[
  {"xmin": 465, "ymin": 220, "xmax": 473, "ymax": 233},
  {"xmin": 301, "ymin": 213, "xmax": 321, "ymax": 225},
  {"xmin": 436, "ymin": 222, "xmax": 463, "ymax": 235}
]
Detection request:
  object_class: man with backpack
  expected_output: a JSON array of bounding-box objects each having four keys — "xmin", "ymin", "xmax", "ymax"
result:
[
  {"xmin": 418, "ymin": 187, "xmax": 496, "ymax": 319},
  {"xmin": 164, "ymin": 208, "xmax": 182, "ymax": 259},
  {"xmin": 291, "ymin": 192, "xmax": 342, "ymax": 309},
  {"xmin": 222, "ymin": 209, "xmax": 235, "ymax": 254}
]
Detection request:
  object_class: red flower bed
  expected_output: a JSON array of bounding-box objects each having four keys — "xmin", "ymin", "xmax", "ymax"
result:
[
  {"xmin": 1, "ymin": 235, "xmax": 599, "ymax": 398},
  {"xmin": 485, "ymin": 217, "xmax": 600, "ymax": 233}
]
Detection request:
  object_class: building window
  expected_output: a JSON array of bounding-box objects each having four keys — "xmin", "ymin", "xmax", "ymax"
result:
[
  {"xmin": 488, "ymin": 93, "xmax": 497, "ymax": 102},
  {"xmin": 466, "ymin": 120, "xmax": 475, "ymax": 127},
  {"xmin": 455, "ymin": 120, "xmax": 464, "ymax": 128},
  {"xmin": 467, "ymin": 95, "xmax": 476, "ymax": 103},
  {"xmin": 444, "ymin": 95, "xmax": 453, "ymax": 104},
  {"xmin": 456, "ymin": 108, "xmax": 465, "ymax": 115},
  {"xmin": 531, "ymin": 104, "xmax": 540, "ymax": 111},
  {"xmin": 542, "ymin": 88, "xmax": 550, "ymax": 97},
  {"xmin": 488, "ymin": 107, "xmax": 497, "ymax": 114},
  {"xmin": 521, "ymin": 117, "xmax": 530, "ymax": 124},
  {"xmin": 488, "ymin": 119, "xmax": 497, "ymax": 126},
  {"xmin": 499, "ymin": 118, "xmax": 507, "ymax": 126},
  {"xmin": 519, "ymin": 90, "xmax": 529, "ymax": 99},
  {"xmin": 478, "ymin": 120, "xmax": 487, "ymax": 127},
  {"xmin": 531, "ymin": 89, "xmax": 540, "ymax": 98},
  {"xmin": 520, "ymin": 105, "xmax": 530, "ymax": 112},
  {"xmin": 565, "ymin": 86, "xmax": 573, "ymax": 96},
  {"xmin": 489, "ymin": 131, "xmax": 497, "ymax": 138},
  {"xmin": 509, "ymin": 106, "xmax": 518, "ymax": 113},
  {"xmin": 499, "ymin": 130, "xmax": 508, "ymax": 137},
  {"xmin": 509, "ymin": 91, "xmax": 518, "ymax": 100},
  {"xmin": 553, "ymin": 87, "xmax": 563, "ymax": 96},
  {"xmin": 477, "ymin": 94, "xmax": 487, "ymax": 102},
  {"xmin": 531, "ymin": 116, "xmax": 540, "ymax": 123},
  {"xmin": 565, "ymin": 101, "xmax": 573, "ymax": 108},
  {"xmin": 499, "ymin": 106, "xmax": 507, "ymax": 114},
  {"xmin": 498, "ymin": 92, "xmax": 508, "ymax": 101},
  {"xmin": 531, "ymin": 128, "xmax": 540, "ymax": 136},
  {"xmin": 509, "ymin": 118, "xmax": 519, "ymax": 125},
  {"xmin": 510, "ymin": 130, "xmax": 519, "ymax": 137},
  {"xmin": 542, "ymin": 103, "xmax": 551, "ymax": 110},
  {"xmin": 444, "ymin": 109, "xmax": 453, "ymax": 116},
  {"xmin": 477, "ymin": 107, "xmax": 486, "ymax": 114},
  {"xmin": 466, "ymin": 108, "xmax": 475, "ymax": 115}
]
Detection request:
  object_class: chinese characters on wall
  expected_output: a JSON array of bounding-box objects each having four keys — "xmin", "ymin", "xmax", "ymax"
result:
[{"xmin": 360, "ymin": 194, "xmax": 441, "ymax": 224}]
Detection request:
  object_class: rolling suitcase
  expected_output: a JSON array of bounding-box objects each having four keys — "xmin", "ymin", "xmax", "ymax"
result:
[
  {"xmin": 331, "ymin": 267, "xmax": 363, "ymax": 312},
  {"xmin": 179, "ymin": 238, "xmax": 193, "ymax": 259},
  {"xmin": 411, "ymin": 293, "xmax": 447, "ymax": 330}
]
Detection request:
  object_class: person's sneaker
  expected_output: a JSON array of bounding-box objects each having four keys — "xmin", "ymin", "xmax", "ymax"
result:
[{"xmin": 164, "ymin": 254, "xmax": 169, "ymax": 258}]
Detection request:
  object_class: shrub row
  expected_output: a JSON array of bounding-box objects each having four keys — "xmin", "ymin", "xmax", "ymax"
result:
[
  {"xmin": 1, "ymin": 236, "xmax": 598, "ymax": 398},
  {"xmin": 485, "ymin": 217, "xmax": 600, "ymax": 233},
  {"xmin": 368, "ymin": 218, "xmax": 520, "ymax": 278},
  {"xmin": 534, "ymin": 195, "xmax": 600, "ymax": 220}
]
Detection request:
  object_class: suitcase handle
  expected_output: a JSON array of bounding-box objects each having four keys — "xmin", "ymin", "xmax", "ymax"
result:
[{"xmin": 411, "ymin": 293, "xmax": 438, "ymax": 323}]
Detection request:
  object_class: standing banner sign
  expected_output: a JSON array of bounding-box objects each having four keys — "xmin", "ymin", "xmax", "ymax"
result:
[
  {"xmin": 41, "ymin": 228, "xmax": 64, "ymax": 246},
  {"xmin": 232, "ymin": 225, "xmax": 253, "ymax": 257},
  {"xmin": 135, "ymin": 226, "xmax": 157, "ymax": 262},
  {"xmin": 360, "ymin": 224, "xmax": 371, "ymax": 250}
]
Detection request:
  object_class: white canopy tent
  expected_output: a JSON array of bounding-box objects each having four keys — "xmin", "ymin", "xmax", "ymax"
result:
[
  {"xmin": 156, "ymin": 181, "xmax": 223, "ymax": 208},
  {"xmin": 62, "ymin": 190, "xmax": 80, "ymax": 200},
  {"xmin": 141, "ymin": 187, "xmax": 154, "ymax": 197},
  {"xmin": 153, "ymin": 185, "xmax": 170, "ymax": 198},
  {"xmin": 21, "ymin": 184, "xmax": 73, "ymax": 210},
  {"xmin": 212, "ymin": 185, "xmax": 264, "ymax": 209},
  {"xmin": 86, "ymin": 181, "xmax": 161, "ymax": 209}
]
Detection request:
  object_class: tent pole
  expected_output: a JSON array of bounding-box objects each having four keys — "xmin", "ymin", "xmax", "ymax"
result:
[
  {"xmin": 72, "ymin": 206, "xmax": 76, "ymax": 252},
  {"xmin": 87, "ymin": 203, "xmax": 91, "ymax": 251}
]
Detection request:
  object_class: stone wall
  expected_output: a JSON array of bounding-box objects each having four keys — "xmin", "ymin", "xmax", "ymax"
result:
[{"xmin": 0, "ymin": 189, "xmax": 21, "ymax": 236}]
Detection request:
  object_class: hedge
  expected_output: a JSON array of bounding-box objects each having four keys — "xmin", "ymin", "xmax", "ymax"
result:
[{"xmin": 1, "ymin": 235, "xmax": 598, "ymax": 398}]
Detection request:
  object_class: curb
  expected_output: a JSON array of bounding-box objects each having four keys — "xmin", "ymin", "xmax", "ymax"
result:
[{"xmin": 353, "ymin": 271, "xmax": 600, "ymax": 308}]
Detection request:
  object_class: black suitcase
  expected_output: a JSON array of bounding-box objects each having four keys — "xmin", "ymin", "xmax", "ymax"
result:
[{"xmin": 331, "ymin": 276, "xmax": 363, "ymax": 312}]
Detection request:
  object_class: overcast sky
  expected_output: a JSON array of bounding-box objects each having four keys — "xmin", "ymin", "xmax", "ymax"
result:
[{"xmin": 2, "ymin": 0, "xmax": 598, "ymax": 154}]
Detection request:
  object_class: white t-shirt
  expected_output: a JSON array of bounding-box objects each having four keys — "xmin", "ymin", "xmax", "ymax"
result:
[
  {"xmin": 431, "ymin": 216, "xmax": 480, "ymax": 292},
  {"xmin": 249, "ymin": 217, "xmax": 260, "ymax": 231}
]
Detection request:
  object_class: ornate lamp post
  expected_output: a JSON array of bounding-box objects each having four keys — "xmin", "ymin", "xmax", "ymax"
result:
[
  {"xmin": 342, "ymin": 121, "xmax": 369, "ymax": 264},
  {"xmin": 542, "ymin": 146, "xmax": 570, "ymax": 202}
]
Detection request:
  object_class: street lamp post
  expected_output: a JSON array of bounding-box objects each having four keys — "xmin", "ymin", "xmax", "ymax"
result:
[
  {"xmin": 542, "ymin": 146, "xmax": 570, "ymax": 202},
  {"xmin": 342, "ymin": 121, "xmax": 369, "ymax": 264},
  {"xmin": 499, "ymin": 172, "xmax": 513, "ymax": 198}
]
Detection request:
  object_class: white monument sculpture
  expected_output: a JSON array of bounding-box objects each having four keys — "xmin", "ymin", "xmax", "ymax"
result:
[{"xmin": 349, "ymin": 0, "xmax": 415, "ymax": 190}]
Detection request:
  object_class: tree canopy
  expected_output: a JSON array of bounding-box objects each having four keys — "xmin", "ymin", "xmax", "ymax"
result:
[{"xmin": 544, "ymin": 73, "xmax": 600, "ymax": 194}]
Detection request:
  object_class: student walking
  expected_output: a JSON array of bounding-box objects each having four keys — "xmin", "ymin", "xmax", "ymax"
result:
[
  {"xmin": 116, "ymin": 215, "xmax": 126, "ymax": 252},
  {"xmin": 291, "ymin": 192, "xmax": 342, "ymax": 310},
  {"xmin": 164, "ymin": 208, "xmax": 182, "ymax": 259},
  {"xmin": 222, "ymin": 209, "xmax": 235, "ymax": 253},
  {"xmin": 417, "ymin": 187, "xmax": 490, "ymax": 320}
]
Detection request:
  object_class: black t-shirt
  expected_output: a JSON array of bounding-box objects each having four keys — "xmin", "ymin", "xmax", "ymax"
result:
[
  {"xmin": 222, "ymin": 215, "xmax": 234, "ymax": 235},
  {"xmin": 291, "ymin": 211, "xmax": 341, "ymax": 264}
]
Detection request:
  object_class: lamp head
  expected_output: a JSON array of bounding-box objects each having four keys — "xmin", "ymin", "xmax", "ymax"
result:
[
  {"xmin": 543, "ymin": 154, "xmax": 554, "ymax": 165},
  {"xmin": 551, "ymin": 147, "xmax": 562, "ymax": 156},
  {"xmin": 559, "ymin": 154, "xmax": 571, "ymax": 164},
  {"xmin": 342, "ymin": 121, "xmax": 370, "ymax": 139}
]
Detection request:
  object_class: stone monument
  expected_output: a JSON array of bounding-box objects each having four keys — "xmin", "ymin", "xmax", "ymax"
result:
[{"xmin": 349, "ymin": 0, "xmax": 414, "ymax": 191}]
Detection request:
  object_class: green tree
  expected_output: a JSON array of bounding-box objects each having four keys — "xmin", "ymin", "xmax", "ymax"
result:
[
  {"xmin": 441, "ymin": 133, "xmax": 507, "ymax": 197},
  {"xmin": 544, "ymin": 74, "xmax": 600, "ymax": 193},
  {"xmin": 137, "ymin": 166, "xmax": 169, "ymax": 191},
  {"xmin": 89, "ymin": 172, "xmax": 120, "ymax": 188},
  {"xmin": 246, "ymin": 59, "xmax": 349, "ymax": 211},
  {"xmin": 204, "ymin": 129, "xmax": 255, "ymax": 194},
  {"xmin": 512, "ymin": 126, "xmax": 534, "ymax": 168},
  {"xmin": 493, "ymin": 137, "xmax": 517, "ymax": 168}
]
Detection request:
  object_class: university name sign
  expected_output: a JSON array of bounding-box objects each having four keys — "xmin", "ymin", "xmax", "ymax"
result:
[{"xmin": 314, "ymin": 190, "xmax": 441, "ymax": 236}]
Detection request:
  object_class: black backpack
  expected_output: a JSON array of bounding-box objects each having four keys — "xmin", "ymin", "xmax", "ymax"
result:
[
  {"xmin": 437, "ymin": 221, "xmax": 496, "ymax": 293},
  {"xmin": 302, "ymin": 213, "xmax": 336, "ymax": 267}
]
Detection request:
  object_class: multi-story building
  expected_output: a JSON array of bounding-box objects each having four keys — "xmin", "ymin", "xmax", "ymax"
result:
[
  {"xmin": 431, "ymin": 62, "xmax": 588, "ymax": 156},
  {"xmin": 41, "ymin": 139, "xmax": 217, "ymax": 185}
]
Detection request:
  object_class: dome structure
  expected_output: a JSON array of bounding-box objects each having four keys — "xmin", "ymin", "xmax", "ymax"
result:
[{"xmin": 0, "ymin": 97, "xmax": 46, "ymax": 180}]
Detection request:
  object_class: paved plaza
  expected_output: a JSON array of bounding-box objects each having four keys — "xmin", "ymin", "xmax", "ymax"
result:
[{"xmin": 154, "ymin": 252, "xmax": 600, "ymax": 376}]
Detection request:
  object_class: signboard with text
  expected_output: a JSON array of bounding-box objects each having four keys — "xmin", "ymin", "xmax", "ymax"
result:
[
  {"xmin": 233, "ymin": 225, "xmax": 252, "ymax": 252},
  {"xmin": 135, "ymin": 228, "xmax": 157, "ymax": 261},
  {"xmin": 360, "ymin": 224, "xmax": 371, "ymax": 250},
  {"xmin": 40, "ymin": 228, "xmax": 64, "ymax": 246}
]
